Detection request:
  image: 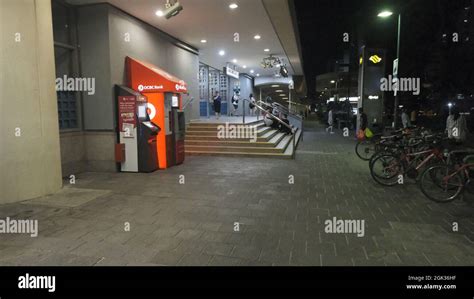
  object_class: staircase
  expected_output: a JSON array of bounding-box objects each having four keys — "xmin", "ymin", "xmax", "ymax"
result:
[{"xmin": 185, "ymin": 120, "xmax": 302, "ymax": 158}]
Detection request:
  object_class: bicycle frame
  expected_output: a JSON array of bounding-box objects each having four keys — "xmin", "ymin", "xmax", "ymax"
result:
[{"xmin": 441, "ymin": 163, "xmax": 474, "ymax": 188}]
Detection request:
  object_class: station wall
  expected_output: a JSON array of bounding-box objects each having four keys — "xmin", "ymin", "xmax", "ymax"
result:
[
  {"xmin": 60, "ymin": 3, "xmax": 200, "ymax": 175},
  {"xmin": 1, "ymin": 0, "xmax": 62, "ymax": 203}
]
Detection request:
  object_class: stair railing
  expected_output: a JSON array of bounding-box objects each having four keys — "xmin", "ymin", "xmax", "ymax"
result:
[
  {"xmin": 258, "ymin": 100, "xmax": 304, "ymax": 142},
  {"xmin": 243, "ymin": 98, "xmax": 296, "ymax": 159}
]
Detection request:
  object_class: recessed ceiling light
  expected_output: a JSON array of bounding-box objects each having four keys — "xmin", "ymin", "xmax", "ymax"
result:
[
  {"xmin": 232, "ymin": 59, "xmax": 238, "ymax": 63},
  {"xmin": 254, "ymin": 35, "xmax": 261, "ymax": 40},
  {"xmin": 200, "ymin": 39, "xmax": 207, "ymax": 43},
  {"xmin": 243, "ymin": 65, "xmax": 247, "ymax": 69},
  {"xmin": 155, "ymin": 10, "xmax": 164, "ymax": 17},
  {"xmin": 256, "ymin": 74, "xmax": 260, "ymax": 77},
  {"xmin": 219, "ymin": 50, "xmax": 225, "ymax": 56},
  {"xmin": 250, "ymin": 70, "xmax": 254, "ymax": 73},
  {"xmin": 229, "ymin": 3, "xmax": 238, "ymax": 9}
]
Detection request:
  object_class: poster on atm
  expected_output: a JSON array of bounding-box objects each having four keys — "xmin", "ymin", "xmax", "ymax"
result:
[{"xmin": 118, "ymin": 96, "xmax": 136, "ymax": 138}]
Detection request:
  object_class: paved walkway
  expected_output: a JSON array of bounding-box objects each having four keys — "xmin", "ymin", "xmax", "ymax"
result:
[{"xmin": 0, "ymin": 120, "xmax": 473, "ymax": 266}]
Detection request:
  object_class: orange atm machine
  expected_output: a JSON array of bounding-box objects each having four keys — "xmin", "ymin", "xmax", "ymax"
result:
[{"xmin": 126, "ymin": 56, "xmax": 187, "ymax": 169}]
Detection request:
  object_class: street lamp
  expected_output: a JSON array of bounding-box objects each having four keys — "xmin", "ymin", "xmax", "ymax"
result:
[{"xmin": 378, "ymin": 9, "xmax": 401, "ymax": 128}]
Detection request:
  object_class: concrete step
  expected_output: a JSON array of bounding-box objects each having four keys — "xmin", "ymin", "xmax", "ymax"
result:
[
  {"xmin": 185, "ymin": 128, "xmax": 279, "ymax": 142},
  {"xmin": 185, "ymin": 130, "xmax": 299, "ymax": 158},
  {"xmin": 184, "ymin": 150, "xmax": 294, "ymax": 159},
  {"xmin": 185, "ymin": 142, "xmax": 286, "ymax": 154},
  {"xmin": 185, "ymin": 139, "xmax": 277, "ymax": 147},
  {"xmin": 186, "ymin": 126, "xmax": 272, "ymax": 137},
  {"xmin": 186, "ymin": 122, "xmax": 265, "ymax": 132},
  {"xmin": 186, "ymin": 121, "xmax": 265, "ymax": 130},
  {"xmin": 187, "ymin": 120, "xmax": 264, "ymax": 128}
]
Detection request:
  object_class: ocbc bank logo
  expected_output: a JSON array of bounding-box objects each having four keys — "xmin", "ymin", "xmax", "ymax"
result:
[
  {"xmin": 175, "ymin": 81, "xmax": 186, "ymax": 91},
  {"xmin": 137, "ymin": 84, "xmax": 163, "ymax": 92}
]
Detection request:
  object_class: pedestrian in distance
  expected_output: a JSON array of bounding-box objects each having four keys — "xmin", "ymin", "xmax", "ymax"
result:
[
  {"xmin": 213, "ymin": 91, "xmax": 221, "ymax": 120},
  {"xmin": 326, "ymin": 107, "xmax": 334, "ymax": 134}
]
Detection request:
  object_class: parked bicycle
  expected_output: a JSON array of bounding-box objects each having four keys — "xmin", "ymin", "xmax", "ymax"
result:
[
  {"xmin": 369, "ymin": 134, "xmax": 447, "ymax": 186},
  {"xmin": 419, "ymin": 150, "xmax": 474, "ymax": 203}
]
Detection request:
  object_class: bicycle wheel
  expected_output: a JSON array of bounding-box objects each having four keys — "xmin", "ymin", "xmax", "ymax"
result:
[
  {"xmin": 369, "ymin": 147, "xmax": 398, "ymax": 169},
  {"xmin": 355, "ymin": 140, "xmax": 376, "ymax": 161},
  {"xmin": 419, "ymin": 165, "xmax": 464, "ymax": 203},
  {"xmin": 370, "ymin": 154, "xmax": 404, "ymax": 186}
]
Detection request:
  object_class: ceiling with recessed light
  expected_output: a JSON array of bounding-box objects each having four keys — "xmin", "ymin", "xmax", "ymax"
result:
[{"xmin": 66, "ymin": 0, "xmax": 303, "ymax": 78}]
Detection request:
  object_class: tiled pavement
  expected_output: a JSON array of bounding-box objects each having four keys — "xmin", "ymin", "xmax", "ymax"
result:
[{"xmin": 0, "ymin": 120, "xmax": 473, "ymax": 266}]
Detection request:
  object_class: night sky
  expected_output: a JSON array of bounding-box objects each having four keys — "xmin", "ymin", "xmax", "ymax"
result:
[{"xmin": 294, "ymin": 0, "xmax": 474, "ymax": 101}]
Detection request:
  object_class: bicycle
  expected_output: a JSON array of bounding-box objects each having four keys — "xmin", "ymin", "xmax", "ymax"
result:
[
  {"xmin": 419, "ymin": 151, "xmax": 474, "ymax": 203},
  {"xmin": 369, "ymin": 134, "xmax": 446, "ymax": 187}
]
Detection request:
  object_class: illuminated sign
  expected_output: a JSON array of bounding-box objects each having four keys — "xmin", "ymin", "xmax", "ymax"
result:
[
  {"xmin": 369, "ymin": 55, "xmax": 382, "ymax": 64},
  {"xmin": 224, "ymin": 67, "xmax": 239, "ymax": 79}
]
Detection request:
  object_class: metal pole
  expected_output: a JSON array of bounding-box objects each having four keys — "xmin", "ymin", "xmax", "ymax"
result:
[
  {"xmin": 242, "ymin": 97, "xmax": 245, "ymax": 124},
  {"xmin": 288, "ymin": 89, "xmax": 291, "ymax": 112},
  {"xmin": 393, "ymin": 13, "xmax": 401, "ymax": 128}
]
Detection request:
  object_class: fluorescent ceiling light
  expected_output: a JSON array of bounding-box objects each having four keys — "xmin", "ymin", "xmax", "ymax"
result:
[
  {"xmin": 155, "ymin": 10, "xmax": 164, "ymax": 17},
  {"xmin": 377, "ymin": 10, "xmax": 393, "ymax": 18},
  {"xmin": 264, "ymin": 49, "xmax": 270, "ymax": 52},
  {"xmin": 229, "ymin": 3, "xmax": 238, "ymax": 9},
  {"xmin": 275, "ymin": 90, "xmax": 283, "ymax": 92},
  {"xmin": 219, "ymin": 50, "xmax": 225, "ymax": 56},
  {"xmin": 254, "ymin": 35, "xmax": 261, "ymax": 40},
  {"xmin": 279, "ymin": 94, "xmax": 286, "ymax": 96},
  {"xmin": 200, "ymin": 39, "xmax": 207, "ymax": 43},
  {"xmin": 271, "ymin": 85, "xmax": 279, "ymax": 87}
]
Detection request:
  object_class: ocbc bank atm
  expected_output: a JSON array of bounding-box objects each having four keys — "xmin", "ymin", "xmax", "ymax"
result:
[
  {"xmin": 165, "ymin": 93, "xmax": 186, "ymax": 167},
  {"xmin": 116, "ymin": 85, "xmax": 160, "ymax": 173},
  {"xmin": 126, "ymin": 56, "xmax": 187, "ymax": 169}
]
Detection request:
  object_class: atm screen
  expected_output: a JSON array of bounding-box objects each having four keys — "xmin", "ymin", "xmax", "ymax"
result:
[
  {"xmin": 138, "ymin": 105, "xmax": 147, "ymax": 119},
  {"xmin": 178, "ymin": 112, "xmax": 185, "ymax": 130},
  {"xmin": 172, "ymin": 95, "xmax": 179, "ymax": 108}
]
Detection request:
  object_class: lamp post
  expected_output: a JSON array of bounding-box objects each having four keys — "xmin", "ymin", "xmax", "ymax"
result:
[{"xmin": 378, "ymin": 10, "xmax": 401, "ymax": 128}]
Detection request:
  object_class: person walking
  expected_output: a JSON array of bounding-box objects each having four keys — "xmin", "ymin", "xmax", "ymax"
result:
[
  {"xmin": 401, "ymin": 108, "xmax": 411, "ymax": 128},
  {"xmin": 249, "ymin": 93, "xmax": 257, "ymax": 116},
  {"xmin": 446, "ymin": 107, "xmax": 467, "ymax": 143},
  {"xmin": 326, "ymin": 107, "xmax": 334, "ymax": 134},
  {"xmin": 213, "ymin": 91, "xmax": 221, "ymax": 120},
  {"xmin": 231, "ymin": 92, "xmax": 239, "ymax": 116}
]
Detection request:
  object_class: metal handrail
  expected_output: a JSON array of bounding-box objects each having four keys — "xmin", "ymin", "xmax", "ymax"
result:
[
  {"xmin": 258, "ymin": 100, "xmax": 304, "ymax": 141},
  {"xmin": 182, "ymin": 97, "xmax": 194, "ymax": 110},
  {"xmin": 242, "ymin": 98, "xmax": 296, "ymax": 159},
  {"xmin": 258, "ymin": 100, "xmax": 303, "ymax": 121}
]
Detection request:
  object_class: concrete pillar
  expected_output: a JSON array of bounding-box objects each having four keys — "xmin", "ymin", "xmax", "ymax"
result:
[{"xmin": 0, "ymin": 0, "xmax": 62, "ymax": 203}]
